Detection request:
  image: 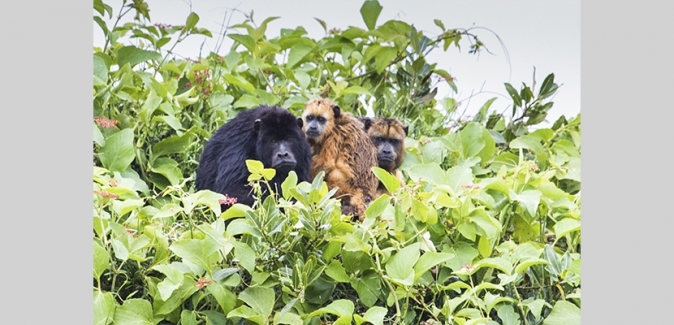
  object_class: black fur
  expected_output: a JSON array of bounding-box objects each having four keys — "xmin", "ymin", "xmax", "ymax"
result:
[{"xmin": 195, "ymin": 106, "xmax": 312, "ymax": 209}]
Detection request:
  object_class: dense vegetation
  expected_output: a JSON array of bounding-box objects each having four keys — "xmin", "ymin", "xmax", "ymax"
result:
[{"xmin": 93, "ymin": 0, "xmax": 581, "ymax": 324}]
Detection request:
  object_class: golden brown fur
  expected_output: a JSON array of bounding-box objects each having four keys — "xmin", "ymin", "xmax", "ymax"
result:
[
  {"xmin": 358, "ymin": 117, "xmax": 408, "ymax": 198},
  {"xmin": 302, "ymin": 98, "xmax": 379, "ymax": 220}
]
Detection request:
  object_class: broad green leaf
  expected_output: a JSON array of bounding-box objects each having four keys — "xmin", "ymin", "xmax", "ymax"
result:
[
  {"xmin": 326, "ymin": 260, "xmax": 350, "ymax": 283},
  {"xmin": 521, "ymin": 298, "xmax": 546, "ymax": 319},
  {"xmin": 413, "ymin": 252, "xmax": 454, "ymax": 280},
  {"xmin": 221, "ymin": 203, "xmax": 253, "ymax": 221},
  {"xmin": 227, "ymin": 306, "xmax": 263, "ymax": 324},
  {"xmin": 360, "ymin": 0, "xmax": 383, "ymax": 30},
  {"xmin": 169, "ymin": 239, "xmax": 220, "ymax": 273},
  {"xmin": 385, "ymin": 243, "xmax": 420, "ymax": 286},
  {"xmin": 554, "ymin": 218, "xmax": 581, "ymax": 238},
  {"xmin": 93, "ymin": 241, "xmax": 110, "ymax": 279},
  {"xmin": 446, "ymin": 166, "xmax": 475, "ymax": 193},
  {"xmin": 208, "ymin": 282, "xmax": 237, "ymax": 316},
  {"xmin": 229, "ymin": 33, "xmax": 256, "ymax": 52},
  {"xmin": 138, "ymin": 90, "xmax": 162, "ymax": 123},
  {"xmin": 116, "ymin": 46, "xmax": 160, "ymax": 68},
  {"xmin": 510, "ymin": 135, "xmax": 546, "ymax": 161},
  {"xmin": 515, "ymin": 258, "xmax": 549, "ymax": 274},
  {"xmin": 93, "ymin": 290, "xmax": 115, "ymax": 325},
  {"xmin": 153, "ymin": 264, "xmax": 185, "ymax": 300},
  {"xmin": 280, "ymin": 171, "xmax": 298, "ymax": 200},
  {"xmin": 478, "ymin": 235, "xmax": 492, "ymax": 258},
  {"xmin": 94, "ymin": 55, "xmax": 108, "ymax": 85},
  {"xmin": 459, "ymin": 122, "xmax": 486, "ymax": 159},
  {"xmin": 113, "ymin": 299, "xmax": 154, "ymax": 325},
  {"xmin": 350, "ymin": 272, "xmax": 382, "ymax": 307},
  {"xmin": 362, "ymin": 306, "xmax": 388, "ymax": 325},
  {"xmin": 515, "ymin": 189, "xmax": 542, "ymax": 217},
  {"xmin": 497, "ymin": 305, "xmax": 521, "ymax": 325},
  {"xmin": 239, "ymin": 286, "xmax": 275, "ymax": 320},
  {"xmin": 150, "ymin": 157, "xmax": 182, "ymax": 186},
  {"xmin": 543, "ymin": 244, "xmax": 563, "ymax": 277},
  {"xmin": 407, "ymin": 163, "xmax": 447, "ymax": 185},
  {"xmin": 374, "ymin": 46, "xmax": 397, "ymax": 73},
  {"xmin": 307, "ymin": 299, "xmax": 355, "ymax": 318},
  {"xmin": 469, "ymin": 208, "xmax": 501, "ymax": 239},
  {"xmin": 183, "ymin": 12, "xmax": 199, "ymax": 34},
  {"xmin": 342, "ymin": 86, "xmax": 372, "ymax": 96},
  {"xmin": 286, "ymin": 44, "xmax": 313, "ymax": 68},
  {"xmin": 224, "ymin": 74, "xmax": 255, "ymax": 92},
  {"xmin": 94, "ymin": 124, "xmax": 105, "ymax": 146},
  {"xmin": 457, "ymin": 223, "xmax": 476, "ymax": 241},
  {"xmin": 151, "ymin": 130, "xmax": 196, "ymax": 160},
  {"xmin": 543, "ymin": 300, "xmax": 580, "ymax": 325},
  {"xmin": 274, "ymin": 311, "xmax": 302, "ymax": 325},
  {"xmin": 472, "ymin": 257, "xmax": 512, "ymax": 276},
  {"xmin": 232, "ymin": 241, "xmax": 256, "ymax": 273},
  {"xmin": 365, "ymin": 194, "xmax": 390, "ymax": 221},
  {"xmin": 99, "ymin": 128, "xmax": 135, "ymax": 173},
  {"xmin": 504, "ymin": 83, "xmax": 521, "ymax": 107}
]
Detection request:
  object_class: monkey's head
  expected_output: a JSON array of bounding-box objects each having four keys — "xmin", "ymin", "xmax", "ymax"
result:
[
  {"xmin": 362, "ymin": 117, "xmax": 409, "ymax": 171},
  {"xmin": 301, "ymin": 98, "xmax": 341, "ymax": 144},
  {"xmin": 253, "ymin": 107, "xmax": 307, "ymax": 173}
]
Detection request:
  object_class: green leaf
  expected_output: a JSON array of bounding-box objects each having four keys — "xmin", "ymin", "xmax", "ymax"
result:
[
  {"xmin": 280, "ymin": 171, "xmax": 298, "ymax": 200},
  {"xmin": 94, "ymin": 124, "xmax": 105, "ymax": 146},
  {"xmin": 543, "ymin": 300, "xmax": 580, "ymax": 325},
  {"xmin": 504, "ymin": 83, "xmax": 522, "ymax": 107},
  {"xmin": 238, "ymin": 286, "xmax": 275, "ymax": 320},
  {"xmin": 446, "ymin": 166, "xmax": 475, "ymax": 194},
  {"xmin": 413, "ymin": 252, "xmax": 454, "ymax": 280},
  {"xmin": 362, "ymin": 306, "xmax": 387, "ymax": 325},
  {"xmin": 360, "ymin": 0, "xmax": 383, "ymax": 30},
  {"xmin": 350, "ymin": 272, "xmax": 382, "ymax": 307},
  {"xmin": 93, "ymin": 290, "xmax": 116, "ymax": 325},
  {"xmin": 150, "ymin": 157, "xmax": 182, "ymax": 186},
  {"xmin": 407, "ymin": 163, "xmax": 447, "ymax": 185},
  {"xmin": 385, "ymin": 243, "xmax": 420, "ymax": 286},
  {"xmin": 228, "ymin": 306, "xmax": 262, "ymax": 324},
  {"xmin": 497, "ymin": 305, "xmax": 521, "ymax": 325},
  {"xmin": 554, "ymin": 218, "xmax": 581, "ymax": 238},
  {"xmin": 326, "ymin": 260, "xmax": 350, "ymax": 283},
  {"xmin": 374, "ymin": 46, "xmax": 397, "ymax": 73},
  {"xmin": 94, "ymin": 55, "xmax": 108, "ymax": 85},
  {"xmin": 286, "ymin": 44, "xmax": 313, "ymax": 68},
  {"xmin": 342, "ymin": 86, "xmax": 372, "ymax": 97},
  {"xmin": 233, "ymin": 241, "xmax": 256, "ymax": 273},
  {"xmin": 307, "ymin": 299, "xmax": 355, "ymax": 318},
  {"xmin": 180, "ymin": 310, "xmax": 198, "ymax": 325},
  {"xmin": 93, "ymin": 241, "xmax": 110, "ymax": 279},
  {"xmin": 169, "ymin": 239, "xmax": 220, "ymax": 273},
  {"xmin": 99, "ymin": 128, "xmax": 135, "ymax": 173},
  {"xmin": 113, "ymin": 299, "xmax": 154, "ymax": 325},
  {"xmin": 229, "ymin": 34, "xmax": 256, "ymax": 53},
  {"xmin": 151, "ymin": 130, "xmax": 196, "ymax": 161},
  {"xmin": 515, "ymin": 189, "xmax": 542, "ymax": 217},
  {"xmin": 274, "ymin": 311, "xmax": 303, "ymax": 325},
  {"xmin": 208, "ymin": 283, "xmax": 237, "ymax": 316},
  {"xmin": 183, "ymin": 12, "xmax": 199, "ymax": 35},
  {"xmin": 365, "ymin": 194, "xmax": 390, "ymax": 221},
  {"xmin": 472, "ymin": 257, "xmax": 513, "ymax": 276},
  {"xmin": 153, "ymin": 264, "xmax": 185, "ymax": 301},
  {"xmin": 514, "ymin": 258, "xmax": 549, "ymax": 274},
  {"xmin": 116, "ymin": 46, "xmax": 160, "ymax": 68}
]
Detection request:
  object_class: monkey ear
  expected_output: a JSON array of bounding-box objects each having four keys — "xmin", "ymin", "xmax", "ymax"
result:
[
  {"xmin": 332, "ymin": 105, "xmax": 341, "ymax": 118},
  {"xmin": 296, "ymin": 117, "xmax": 303, "ymax": 128},
  {"xmin": 360, "ymin": 117, "xmax": 373, "ymax": 131},
  {"xmin": 254, "ymin": 119, "xmax": 261, "ymax": 132},
  {"xmin": 403, "ymin": 125, "xmax": 409, "ymax": 136}
]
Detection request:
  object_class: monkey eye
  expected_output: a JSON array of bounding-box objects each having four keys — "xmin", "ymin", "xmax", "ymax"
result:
[
  {"xmin": 390, "ymin": 139, "xmax": 399, "ymax": 145},
  {"xmin": 316, "ymin": 116, "xmax": 326, "ymax": 123},
  {"xmin": 375, "ymin": 137, "xmax": 384, "ymax": 142},
  {"xmin": 306, "ymin": 115, "xmax": 314, "ymax": 121}
]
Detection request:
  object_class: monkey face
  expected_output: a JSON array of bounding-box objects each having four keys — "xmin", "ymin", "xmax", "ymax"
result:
[
  {"xmin": 270, "ymin": 140, "xmax": 297, "ymax": 172},
  {"xmin": 302, "ymin": 98, "xmax": 340, "ymax": 143},
  {"xmin": 372, "ymin": 136, "xmax": 401, "ymax": 169},
  {"xmin": 303, "ymin": 114, "xmax": 328, "ymax": 140}
]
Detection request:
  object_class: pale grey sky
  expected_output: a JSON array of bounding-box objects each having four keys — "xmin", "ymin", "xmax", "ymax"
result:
[{"xmin": 94, "ymin": 0, "xmax": 580, "ymax": 127}]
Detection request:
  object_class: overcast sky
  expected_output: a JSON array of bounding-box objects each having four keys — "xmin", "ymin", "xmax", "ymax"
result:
[{"xmin": 94, "ymin": 0, "xmax": 580, "ymax": 127}]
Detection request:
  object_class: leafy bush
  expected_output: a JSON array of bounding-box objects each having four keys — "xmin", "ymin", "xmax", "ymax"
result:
[{"xmin": 93, "ymin": 0, "xmax": 581, "ymax": 324}]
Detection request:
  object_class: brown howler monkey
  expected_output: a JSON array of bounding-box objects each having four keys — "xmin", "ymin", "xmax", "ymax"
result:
[
  {"xmin": 302, "ymin": 98, "xmax": 379, "ymax": 221},
  {"xmin": 358, "ymin": 116, "xmax": 408, "ymax": 198}
]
